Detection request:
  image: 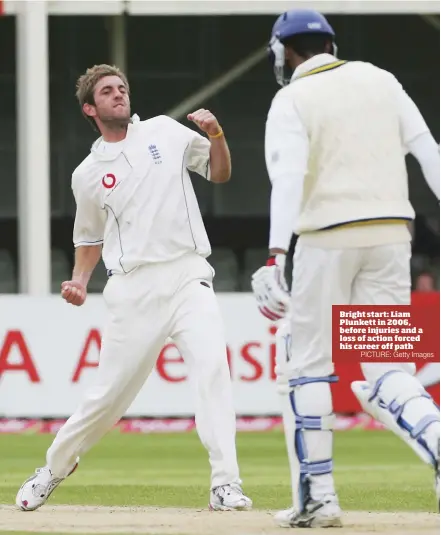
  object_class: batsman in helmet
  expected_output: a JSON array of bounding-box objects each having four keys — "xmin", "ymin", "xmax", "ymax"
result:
[{"xmin": 251, "ymin": 9, "xmax": 440, "ymax": 528}]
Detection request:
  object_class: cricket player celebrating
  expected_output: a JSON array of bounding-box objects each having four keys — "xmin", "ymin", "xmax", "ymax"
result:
[
  {"xmin": 16, "ymin": 64, "xmax": 252, "ymax": 513},
  {"xmin": 251, "ymin": 10, "xmax": 440, "ymax": 528}
]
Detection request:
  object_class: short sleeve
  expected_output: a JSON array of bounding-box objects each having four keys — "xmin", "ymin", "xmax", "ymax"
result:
[
  {"xmin": 72, "ymin": 174, "xmax": 106, "ymax": 248},
  {"xmin": 185, "ymin": 134, "xmax": 211, "ymax": 180},
  {"xmin": 160, "ymin": 115, "xmax": 211, "ymax": 180}
]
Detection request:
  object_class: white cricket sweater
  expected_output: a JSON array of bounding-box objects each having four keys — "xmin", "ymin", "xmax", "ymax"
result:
[{"xmin": 265, "ymin": 54, "xmax": 434, "ymax": 249}]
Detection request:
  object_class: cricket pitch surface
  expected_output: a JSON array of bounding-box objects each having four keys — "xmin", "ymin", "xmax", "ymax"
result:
[{"xmin": 0, "ymin": 505, "xmax": 438, "ymax": 534}]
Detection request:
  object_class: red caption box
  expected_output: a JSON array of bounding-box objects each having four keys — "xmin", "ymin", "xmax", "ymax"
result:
[{"xmin": 332, "ymin": 299, "xmax": 440, "ymax": 363}]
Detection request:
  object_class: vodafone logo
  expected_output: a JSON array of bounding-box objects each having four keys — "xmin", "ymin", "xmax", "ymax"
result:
[{"xmin": 102, "ymin": 173, "xmax": 116, "ymax": 189}]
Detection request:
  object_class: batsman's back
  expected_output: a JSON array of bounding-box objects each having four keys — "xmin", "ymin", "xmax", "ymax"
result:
[{"xmin": 279, "ymin": 61, "xmax": 414, "ymax": 234}]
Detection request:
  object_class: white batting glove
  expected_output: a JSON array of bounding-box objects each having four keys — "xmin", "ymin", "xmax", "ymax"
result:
[{"xmin": 251, "ymin": 254, "xmax": 290, "ymax": 321}]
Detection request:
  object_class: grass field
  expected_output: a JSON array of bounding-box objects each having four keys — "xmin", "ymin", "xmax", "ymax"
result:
[{"xmin": 0, "ymin": 429, "xmax": 438, "ymax": 534}]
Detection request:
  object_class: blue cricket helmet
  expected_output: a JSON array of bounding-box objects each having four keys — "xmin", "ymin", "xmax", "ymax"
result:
[{"xmin": 268, "ymin": 9, "xmax": 337, "ymax": 87}]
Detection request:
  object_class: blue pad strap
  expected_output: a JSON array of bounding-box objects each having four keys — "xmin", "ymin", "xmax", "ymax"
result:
[
  {"xmin": 369, "ymin": 370, "xmax": 439, "ymax": 467},
  {"xmin": 300, "ymin": 459, "xmax": 333, "ymax": 476},
  {"xmin": 368, "ymin": 370, "xmax": 401, "ymax": 403},
  {"xmin": 289, "ymin": 374, "xmax": 339, "ymax": 388},
  {"xmin": 295, "ymin": 414, "xmax": 335, "ymax": 431},
  {"xmin": 389, "ymin": 393, "xmax": 431, "ymax": 420},
  {"xmin": 396, "ymin": 412, "xmax": 438, "ymax": 466},
  {"xmin": 288, "ymin": 376, "xmax": 336, "ymax": 513},
  {"xmin": 410, "ymin": 414, "xmax": 440, "ymax": 440}
]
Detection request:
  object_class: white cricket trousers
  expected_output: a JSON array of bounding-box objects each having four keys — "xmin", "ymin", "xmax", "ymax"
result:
[
  {"xmin": 47, "ymin": 253, "xmax": 240, "ymax": 489},
  {"xmin": 279, "ymin": 239, "xmax": 416, "ymax": 504},
  {"xmin": 289, "ymin": 239, "xmax": 412, "ymax": 378}
]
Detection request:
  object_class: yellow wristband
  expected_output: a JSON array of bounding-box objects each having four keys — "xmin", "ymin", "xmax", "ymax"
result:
[{"xmin": 208, "ymin": 127, "xmax": 224, "ymax": 139}]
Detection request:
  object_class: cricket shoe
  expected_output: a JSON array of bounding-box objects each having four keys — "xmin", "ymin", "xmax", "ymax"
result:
[
  {"xmin": 209, "ymin": 483, "xmax": 252, "ymax": 511},
  {"xmin": 275, "ymin": 494, "xmax": 342, "ymax": 528},
  {"xmin": 16, "ymin": 459, "xmax": 79, "ymax": 511}
]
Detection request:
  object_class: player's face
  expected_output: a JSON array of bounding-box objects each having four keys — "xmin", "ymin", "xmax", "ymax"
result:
[
  {"xmin": 416, "ymin": 274, "xmax": 435, "ymax": 292},
  {"xmin": 88, "ymin": 75, "xmax": 131, "ymax": 127}
]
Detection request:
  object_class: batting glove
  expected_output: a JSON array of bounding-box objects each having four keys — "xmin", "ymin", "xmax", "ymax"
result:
[{"xmin": 251, "ymin": 254, "xmax": 290, "ymax": 321}]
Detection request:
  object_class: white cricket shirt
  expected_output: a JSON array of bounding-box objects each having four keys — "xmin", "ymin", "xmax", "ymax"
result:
[
  {"xmin": 265, "ymin": 54, "xmax": 439, "ymax": 250},
  {"xmin": 72, "ymin": 115, "xmax": 212, "ymax": 274}
]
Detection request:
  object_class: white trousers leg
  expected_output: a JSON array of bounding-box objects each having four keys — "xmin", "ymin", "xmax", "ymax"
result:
[
  {"xmin": 282, "ymin": 240, "xmax": 363, "ymax": 506},
  {"xmin": 170, "ymin": 269, "xmax": 240, "ymax": 489},
  {"xmin": 289, "ymin": 241, "xmax": 362, "ymax": 378},
  {"xmin": 352, "ymin": 242, "xmax": 415, "ymax": 392},
  {"xmin": 350, "ymin": 242, "xmax": 411, "ymax": 306},
  {"xmin": 46, "ymin": 269, "xmax": 171, "ymax": 478},
  {"xmin": 288, "ymin": 241, "xmax": 414, "ymax": 376}
]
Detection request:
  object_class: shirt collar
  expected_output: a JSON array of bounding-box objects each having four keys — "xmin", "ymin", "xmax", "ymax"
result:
[
  {"xmin": 90, "ymin": 114, "xmax": 140, "ymax": 161},
  {"xmin": 290, "ymin": 54, "xmax": 338, "ymax": 82}
]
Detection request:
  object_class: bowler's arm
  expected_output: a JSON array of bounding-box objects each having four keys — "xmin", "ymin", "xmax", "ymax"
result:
[
  {"xmin": 265, "ymin": 93, "xmax": 309, "ymax": 256},
  {"xmin": 165, "ymin": 114, "xmax": 231, "ymax": 184},
  {"xmin": 71, "ymin": 176, "xmax": 106, "ymax": 286},
  {"xmin": 208, "ymin": 132, "xmax": 231, "ymax": 183},
  {"xmin": 72, "ymin": 245, "xmax": 102, "ymax": 287}
]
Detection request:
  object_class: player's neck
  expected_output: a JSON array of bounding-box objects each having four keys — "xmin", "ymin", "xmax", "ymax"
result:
[{"xmin": 100, "ymin": 125, "xmax": 128, "ymax": 143}]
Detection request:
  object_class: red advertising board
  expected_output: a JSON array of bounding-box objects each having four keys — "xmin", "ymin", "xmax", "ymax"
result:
[
  {"xmin": 331, "ymin": 292, "xmax": 440, "ymax": 413},
  {"xmin": 0, "ymin": 293, "xmax": 438, "ymax": 418}
]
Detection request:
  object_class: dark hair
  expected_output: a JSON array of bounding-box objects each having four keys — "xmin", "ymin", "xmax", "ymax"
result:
[{"xmin": 282, "ymin": 33, "xmax": 332, "ymax": 59}]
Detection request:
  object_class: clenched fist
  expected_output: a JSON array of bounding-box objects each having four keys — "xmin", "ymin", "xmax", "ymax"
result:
[
  {"xmin": 61, "ymin": 280, "xmax": 87, "ymax": 307},
  {"xmin": 187, "ymin": 109, "xmax": 222, "ymax": 137}
]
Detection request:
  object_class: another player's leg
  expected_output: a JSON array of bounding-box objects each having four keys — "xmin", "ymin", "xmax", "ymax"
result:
[
  {"xmin": 353, "ymin": 363, "xmax": 440, "ymax": 498},
  {"xmin": 169, "ymin": 260, "xmax": 251, "ymax": 511},
  {"xmin": 274, "ymin": 242, "xmax": 361, "ymax": 528},
  {"xmin": 16, "ymin": 278, "xmax": 168, "ymax": 511},
  {"xmin": 350, "ymin": 242, "xmax": 440, "ymax": 500}
]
